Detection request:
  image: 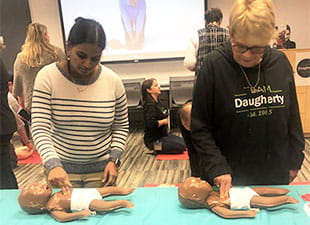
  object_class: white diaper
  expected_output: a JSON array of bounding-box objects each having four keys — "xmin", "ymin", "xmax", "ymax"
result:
[
  {"xmin": 70, "ymin": 189, "xmax": 102, "ymax": 211},
  {"xmin": 229, "ymin": 187, "xmax": 258, "ymax": 209}
]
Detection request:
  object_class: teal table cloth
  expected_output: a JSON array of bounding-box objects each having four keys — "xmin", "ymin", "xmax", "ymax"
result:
[{"xmin": 0, "ymin": 185, "xmax": 309, "ymax": 225}]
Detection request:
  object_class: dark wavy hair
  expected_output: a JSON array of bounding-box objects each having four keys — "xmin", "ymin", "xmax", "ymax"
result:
[
  {"xmin": 68, "ymin": 17, "xmax": 106, "ymax": 49},
  {"xmin": 141, "ymin": 78, "xmax": 156, "ymax": 105}
]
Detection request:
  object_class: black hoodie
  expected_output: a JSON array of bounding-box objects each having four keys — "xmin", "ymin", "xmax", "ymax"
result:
[{"xmin": 191, "ymin": 41, "xmax": 305, "ymax": 185}]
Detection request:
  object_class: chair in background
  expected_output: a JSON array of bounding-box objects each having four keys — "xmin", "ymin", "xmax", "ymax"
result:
[
  {"xmin": 169, "ymin": 75, "xmax": 195, "ymax": 108},
  {"xmin": 169, "ymin": 75, "xmax": 195, "ymax": 128},
  {"xmin": 122, "ymin": 78, "xmax": 145, "ymax": 123}
]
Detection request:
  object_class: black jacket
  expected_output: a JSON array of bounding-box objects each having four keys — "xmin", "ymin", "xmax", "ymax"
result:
[
  {"xmin": 0, "ymin": 58, "xmax": 16, "ymax": 136},
  {"xmin": 191, "ymin": 41, "xmax": 305, "ymax": 185},
  {"xmin": 143, "ymin": 101, "xmax": 168, "ymax": 149}
]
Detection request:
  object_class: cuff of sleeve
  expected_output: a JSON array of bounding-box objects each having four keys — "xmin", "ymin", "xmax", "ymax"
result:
[
  {"xmin": 109, "ymin": 149, "xmax": 122, "ymax": 160},
  {"xmin": 209, "ymin": 167, "xmax": 232, "ymax": 185},
  {"xmin": 289, "ymin": 155, "xmax": 304, "ymax": 170},
  {"xmin": 45, "ymin": 158, "xmax": 63, "ymax": 172},
  {"xmin": 155, "ymin": 121, "xmax": 159, "ymax": 127}
]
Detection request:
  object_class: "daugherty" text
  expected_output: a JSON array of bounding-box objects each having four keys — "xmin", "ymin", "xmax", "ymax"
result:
[{"xmin": 235, "ymin": 94, "xmax": 284, "ymax": 108}]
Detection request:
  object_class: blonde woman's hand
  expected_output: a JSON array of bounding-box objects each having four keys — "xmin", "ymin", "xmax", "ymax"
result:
[{"xmin": 213, "ymin": 174, "xmax": 232, "ymax": 200}]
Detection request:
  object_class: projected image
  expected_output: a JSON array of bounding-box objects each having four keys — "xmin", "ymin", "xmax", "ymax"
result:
[
  {"xmin": 119, "ymin": 0, "xmax": 146, "ymax": 50},
  {"xmin": 59, "ymin": 0, "xmax": 204, "ymax": 62}
]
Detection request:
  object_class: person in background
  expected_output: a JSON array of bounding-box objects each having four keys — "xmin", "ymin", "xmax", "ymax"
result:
[
  {"xmin": 7, "ymin": 89, "xmax": 34, "ymax": 168},
  {"xmin": 8, "ymin": 77, "xmax": 33, "ymax": 151},
  {"xmin": 31, "ymin": 17, "xmax": 129, "ymax": 191},
  {"xmin": 283, "ymin": 25, "xmax": 296, "ymax": 49},
  {"xmin": 179, "ymin": 101, "xmax": 200, "ymax": 177},
  {"xmin": 274, "ymin": 25, "xmax": 296, "ymax": 49},
  {"xmin": 142, "ymin": 78, "xmax": 186, "ymax": 154},
  {"xmin": 0, "ymin": 35, "xmax": 18, "ymax": 189},
  {"xmin": 8, "ymin": 91, "xmax": 34, "ymax": 148},
  {"xmin": 184, "ymin": 8, "xmax": 229, "ymax": 73},
  {"xmin": 191, "ymin": 0, "xmax": 304, "ymax": 199},
  {"xmin": 13, "ymin": 23, "xmax": 66, "ymax": 115}
]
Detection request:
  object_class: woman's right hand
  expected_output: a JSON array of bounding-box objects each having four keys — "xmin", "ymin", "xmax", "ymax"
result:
[
  {"xmin": 213, "ymin": 174, "xmax": 232, "ymax": 200},
  {"xmin": 48, "ymin": 167, "xmax": 72, "ymax": 195}
]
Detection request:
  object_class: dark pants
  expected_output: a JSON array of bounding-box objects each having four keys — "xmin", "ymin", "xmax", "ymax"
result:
[
  {"xmin": 180, "ymin": 125, "xmax": 200, "ymax": 177},
  {"xmin": 158, "ymin": 133, "xmax": 186, "ymax": 154},
  {"xmin": 0, "ymin": 135, "xmax": 18, "ymax": 189}
]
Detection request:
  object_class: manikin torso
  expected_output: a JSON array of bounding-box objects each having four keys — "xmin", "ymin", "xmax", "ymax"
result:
[{"xmin": 46, "ymin": 192, "xmax": 72, "ymax": 211}]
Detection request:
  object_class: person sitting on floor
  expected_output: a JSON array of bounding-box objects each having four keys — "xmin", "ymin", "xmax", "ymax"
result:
[
  {"xmin": 141, "ymin": 78, "xmax": 186, "ymax": 154},
  {"xmin": 18, "ymin": 183, "xmax": 134, "ymax": 222},
  {"xmin": 178, "ymin": 177, "xmax": 299, "ymax": 218}
]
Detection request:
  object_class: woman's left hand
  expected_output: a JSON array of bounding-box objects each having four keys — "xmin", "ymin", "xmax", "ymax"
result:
[{"xmin": 102, "ymin": 161, "xmax": 118, "ymax": 186}]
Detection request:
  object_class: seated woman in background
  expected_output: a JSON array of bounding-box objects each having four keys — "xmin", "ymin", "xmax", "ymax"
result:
[{"xmin": 141, "ymin": 78, "xmax": 186, "ymax": 154}]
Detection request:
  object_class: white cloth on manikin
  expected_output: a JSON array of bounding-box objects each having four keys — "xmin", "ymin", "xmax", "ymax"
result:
[
  {"xmin": 229, "ymin": 187, "xmax": 258, "ymax": 209},
  {"xmin": 70, "ymin": 189, "xmax": 102, "ymax": 211}
]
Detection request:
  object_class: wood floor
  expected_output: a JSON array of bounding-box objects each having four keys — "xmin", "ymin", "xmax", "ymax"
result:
[{"xmin": 13, "ymin": 122, "xmax": 310, "ymax": 188}]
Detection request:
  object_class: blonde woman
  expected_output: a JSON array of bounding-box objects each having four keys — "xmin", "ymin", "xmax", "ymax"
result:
[
  {"xmin": 191, "ymin": 0, "xmax": 304, "ymax": 199},
  {"xmin": 13, "ymin": 23, "xmax": 65, "ymax": 113}
]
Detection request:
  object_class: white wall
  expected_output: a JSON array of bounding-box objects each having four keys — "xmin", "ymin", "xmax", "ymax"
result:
[
  {"xmin": 28, "ymin": 0, "xmax": 309, "ymax": 83},
  {"xmin": 28, "ymin": 0, "xmax": 193, "ymax": 85},
  {"xmin": 208, "ymin": 0, "xmax": 310, "ymax": 49},
  {"xmin": 28, "ymin": 0, "xmax": 64, "ymax": 51}
]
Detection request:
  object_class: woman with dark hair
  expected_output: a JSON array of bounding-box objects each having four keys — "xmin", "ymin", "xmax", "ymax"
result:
[
  {"xmin": 141, "ymin": 78, "xmax": 185, "ymax": 154},
  {"xmin": 31, "ymin": 18, "xmax": 129, "ymax": 191}
]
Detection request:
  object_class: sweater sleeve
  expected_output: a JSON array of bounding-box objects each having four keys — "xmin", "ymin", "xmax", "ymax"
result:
[
  {"xmin": 183, "ymin": 32, "xmax": 198, "ymax": 72},
  {"xmin": 12, "ymin": 54, "xmax": 24, "ymax": 99},
  {"xmin": 110, "ymin": 77, "xmax": 129, "ymax": 160},
  {"xmin": 191, "ymin": 62, "xmax": 232, "ymax": 184},
  {"xmin": 31, "ymin": 66, "xmax": 62, "ymax": 171},
  {"xmin": 287, "ymin": 62, "xmax": 305, "ymax": 169}
]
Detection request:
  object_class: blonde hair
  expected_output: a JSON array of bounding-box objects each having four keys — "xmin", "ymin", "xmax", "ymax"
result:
[
  {"xmin": 20, "ymin": 23, "xmax": 58, "ymax": 67},
  {"xmin": 229, "ymin": 0, "xmax": 275, "ymax": 46}
]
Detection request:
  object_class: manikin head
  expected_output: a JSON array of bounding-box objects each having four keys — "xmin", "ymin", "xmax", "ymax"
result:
[
  {"xmin": 178, "ymin": 177, "xmax": 213, "ymax": 208},
  {"xmin": 18, "ymin": 183, "xmax": 52, "ymax": 214}
]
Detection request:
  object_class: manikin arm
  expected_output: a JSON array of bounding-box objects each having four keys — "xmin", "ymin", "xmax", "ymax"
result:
[
  {"xmin": 51, "ymin": 209, "xmax": 93, "ymax": 222},
  {"xmin": 250, "ymin": 195, "xmax": 299, "ymax": 208},
  {"xmin": 252, "ymin": 187, "xmax": 289, "ymax": 196},
  {"xmin": 211, "ymin": 206, "xmax": 257, "ymax": 218},
  {"xmin": 97, "ymin": 187, "xmax": 134, "ymax": 197},
  {"xmin": 89, "ymin": 199, "xmax": 134, "ymax": 211}
]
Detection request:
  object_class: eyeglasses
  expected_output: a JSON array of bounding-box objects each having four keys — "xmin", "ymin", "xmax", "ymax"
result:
[{"xmin": 231, "ymin": 42, "xmax": 267, "ymax": 54}]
